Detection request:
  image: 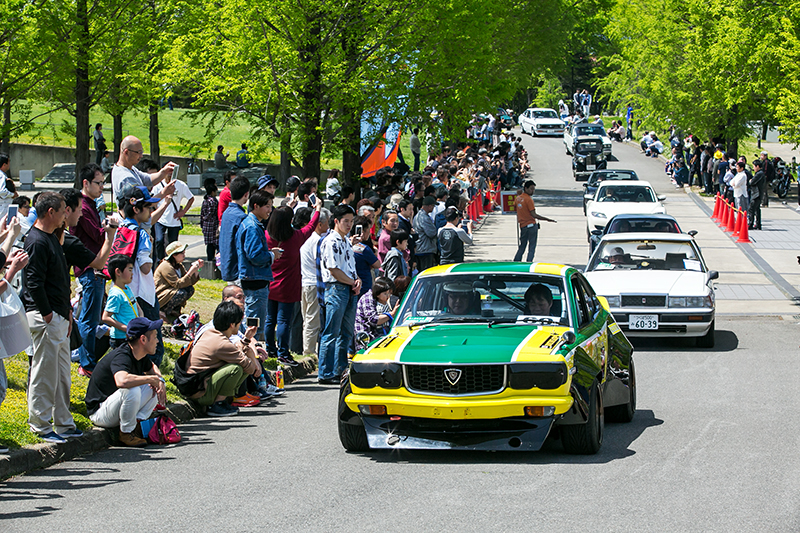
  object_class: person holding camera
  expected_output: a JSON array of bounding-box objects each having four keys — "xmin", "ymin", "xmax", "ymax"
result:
[
  {"xmin": 62, "ymin": 183, "xmax": 119, "ymax": 375},
  {"xmin": 155, "ymin": 242, "xmax": 202, "ymax": 323},
  {"xmin": 437, "ymin": 207, "xmax": 473, "ymax": 265}
]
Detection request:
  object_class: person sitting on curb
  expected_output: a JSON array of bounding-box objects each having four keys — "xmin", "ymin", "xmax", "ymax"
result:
[
  {"xmin": 155, "ymin": 241, "xmax": 202, "ymax": 323},
  {"xmin": 84, "ymin": 317, "xmax": 166, "ymax": 448},
  {"xmin": 185, "ymin": 301, "xmax": 261, "ymax": 417}
]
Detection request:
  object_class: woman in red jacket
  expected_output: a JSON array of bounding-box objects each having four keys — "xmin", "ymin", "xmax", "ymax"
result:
[{"xmin": 265, "ymin": 197, "xmax": 322, "ymax": 366}]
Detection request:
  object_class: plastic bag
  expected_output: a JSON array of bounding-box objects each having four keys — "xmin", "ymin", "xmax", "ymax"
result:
[{"xmin": 0, "ymin": 287, "xmax": 32, "ymax": 359}]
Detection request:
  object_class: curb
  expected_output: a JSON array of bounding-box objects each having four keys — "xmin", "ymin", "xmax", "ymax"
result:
[{"xmin": 0, "ymin": 355, "xmax": 318, "ymax": 481}]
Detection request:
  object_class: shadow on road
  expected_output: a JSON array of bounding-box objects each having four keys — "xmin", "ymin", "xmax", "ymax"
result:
[
  {"xmin": 363, "ymin": 409, "xmax": 662, "ymax": 465},
  {"xmin": 631, "ymin": 329, "xmax": 738, "ymax": 352}
]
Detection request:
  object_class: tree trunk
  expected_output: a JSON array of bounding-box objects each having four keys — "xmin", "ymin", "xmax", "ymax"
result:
[
  {"xmin": 279, "ymin": 114, "xmax": 291, "ymax": 189},
  {"xmin": 1, "ymin": 102, "xmax": 10, "ymax": 154},
  {"xmin": 149, "ymin": 104, "xmax": 159, "ymax": 165},
  {"xmin": 759, "ymin": 121, "xmax": 768, "ymax": 149},
  {"xmin": 113, "ymin": 112, "xmax": 122, "ymax": 160},
  {"xmin": 299, "ymin": 15, "xmax": 322, "ymax": 180},
  {"xmin": 74, "ymin": 0, "xmax": 91, "ymax": 173}
]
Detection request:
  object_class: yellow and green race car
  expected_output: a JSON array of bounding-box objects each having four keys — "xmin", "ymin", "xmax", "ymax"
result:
[{"xmin": 338, "ymin": 262, "xmax": 636, "ymax": 454}]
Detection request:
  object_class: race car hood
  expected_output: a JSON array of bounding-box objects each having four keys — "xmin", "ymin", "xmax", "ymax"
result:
[
  {"xmin": 587, "ymin": 202, "xmax": 665, "ymax": 219},
  {"xmin": 358, "ymin": 324, "xmax": 569, "ymax": 364},
  {"xmin": 584, "ymin": 270, "xmax": 711, "ymax": 297},
  {"xmin": 533, "ymin": 118, "xmax": 564, "ymax": 126}
]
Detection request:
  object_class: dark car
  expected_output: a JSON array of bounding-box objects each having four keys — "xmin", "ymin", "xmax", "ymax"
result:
[
  {"xmin": 582, "ymin": 169, "xmax": 639, "ymax": 214},
  {"xmin": 572, "ymin": 136, "xmax": 607, "ymax": 181},
  {"xmin": 588, "ymin": 213, "xmax": 693, "ymax": 255}
]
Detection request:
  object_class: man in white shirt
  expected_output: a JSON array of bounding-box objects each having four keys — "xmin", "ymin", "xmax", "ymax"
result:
[
  {"xmin": 111, "ymin": 136, "xmax": 176, "ymax": 206},
  {"xmin": 0, "ymin": 152, "xmax": 17, "ymax": 219},
  {"xmin": 151, "ymin": 170, "xmax": 194, "ymax": 261},
  {"xmin": 409, "ymin": 128, "xmax": 421, "ymax": 171},
  {"xmin": 318, "ymin": 205, "xmax": 359, "ymax": 384},
  {"xmin": 732, "ymin": 161, "xmax": 749, "ymax": 212},
  {"xmin": 299, "ymin": 208, "xmax": 330, "ymax": 356}
]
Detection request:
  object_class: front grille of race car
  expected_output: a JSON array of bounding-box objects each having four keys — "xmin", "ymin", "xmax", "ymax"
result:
[
  {"xmin": 621, "ymin": 295, "xmax": 666, "ymax": 307},
  {"xmin": 404, "ymin": 365, "xmax": 506, "ymax": 396}
]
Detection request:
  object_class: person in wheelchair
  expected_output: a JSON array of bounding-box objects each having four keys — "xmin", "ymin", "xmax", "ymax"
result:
[
  {"xmin": 524, "ymin": 283, "xmax": 554, "ymax": 316},
  {"xmin": 443, "ymin": 282, "xmax": 478, "ymax": 315}
]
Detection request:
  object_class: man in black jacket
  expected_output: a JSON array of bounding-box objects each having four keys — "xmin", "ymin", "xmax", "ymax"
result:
[
  {"xmin": 749, "ymin": 159, "xmax": 765, "ymax": 230},
  {"xmin": 21, "ymin": 192, "xmax": 81, "ymax": 444},
  {"xmin": 760, "ymin": 151, "xmax": 773, "ymax": 207}
]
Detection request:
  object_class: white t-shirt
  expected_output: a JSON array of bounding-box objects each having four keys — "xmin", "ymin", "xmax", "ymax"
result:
[
  {"xmin": 112, "ymin": 165, "xmax": 153, "ymax": 204},
  {"xmin": 151, "ymin": 179, "xmax": 192, "ymax": 228},
  {"xmin": 320, "ymin": 231, "xmax": 356, "ymax": 284},
  {"xmin": 300, "ymin": 232, "xmax": 322, "ymax": 287},
  {"xmin": 732, "ymin": 171, "xmax": 749, "ymax": 198}
]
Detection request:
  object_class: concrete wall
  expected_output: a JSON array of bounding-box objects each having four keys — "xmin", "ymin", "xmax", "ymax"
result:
[{"xmin": 6, "ymin": 142, "xmax": 307, "ymax": 183}]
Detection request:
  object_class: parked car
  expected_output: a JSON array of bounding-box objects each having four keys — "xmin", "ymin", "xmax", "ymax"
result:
[
  {"xmin": 564, "ymin": 123, "xmax": 612, "ymax": 156},
  {"xmin": 518, "ymin": 108, "xmax": 565, "ymax": 136},
  {"xmin": 338, "ymin": 262, "xmax": 636, "ymax": 454},
  {"xmin": 588, "ymin": 213, "xmax": 688, "ymax": 254},
  {"xmin": 584, "ymin": 233, "xmax": 717, "ymax": 347},
  {"xmin": 585, "ymin": 181, "xmax": 666, "ymax": 236},
  {"xmin": 497, "ymin": 107, "xmax": 514, "ymax": 129},
  {"xmin": 582, "ymin": 170, "xmax": 640, "ymax": 213},
  {"xmin": 572, "ymin": 136, "xmax": 607, "ymax": 181}
]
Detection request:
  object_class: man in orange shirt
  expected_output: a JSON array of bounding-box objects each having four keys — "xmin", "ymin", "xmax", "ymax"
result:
[{"xmin": 513, "ymin": 180, "xmax": 556, "ymax": 262}]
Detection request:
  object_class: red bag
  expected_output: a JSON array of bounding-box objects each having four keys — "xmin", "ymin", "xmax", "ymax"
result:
[
  {"xmin": 101, "ymin": 224, "xmax": 140, "ymax": 279},
  {"xmin": 147, "ymin": 415, "xmax": 181, "ymax": 444}
]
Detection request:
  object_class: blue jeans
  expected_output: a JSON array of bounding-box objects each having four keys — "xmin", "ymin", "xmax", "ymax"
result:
[
  {"xmin": 244, "ymin": 286, "xmax": 270, "ymax": 342},
  {"xmin": 318, "ymin": 283, "xmax": 357, "ymax": 380},
  {"xmin": 77, "ymin": 271, "xmax": 105, "ymax": 370},
  {"xmin": 154, "ymin": 223, "xmax": 180, "ymax": 262},
  {"xmin": 266, "ymin": 299, "xmax": 294, "ymax": 358},
  {"xmin": 514, "ymin": 224, "xmax": 539, "ymax": 262},
  {"xmin": 137, "ymin": 297, "xmax": 164, "ymax": 368}
]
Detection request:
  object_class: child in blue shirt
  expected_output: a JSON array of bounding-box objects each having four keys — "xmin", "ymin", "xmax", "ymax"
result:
[{"xmin": 102, "ymin": 254, "xmax": 141, "ymax": 349}]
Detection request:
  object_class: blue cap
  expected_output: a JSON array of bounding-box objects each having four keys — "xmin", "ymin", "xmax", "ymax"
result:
[
  {"xmin": 258, "ymin": 175, "xmax": 278, "ymax": 190},
  {"xmin": 118, "ymin": 185, "xmax": 161, "ymax": 204},
  {"xmin": 126, "ymin": 316, "xmax": 163, "ymax": 340}
]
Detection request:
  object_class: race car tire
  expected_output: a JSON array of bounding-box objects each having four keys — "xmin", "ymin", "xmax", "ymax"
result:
[
  {"xmin": 562, "ymin": 380, "xmax": 604, "ymax": 454},
  {"xmin": 606, "ymin": 358, "xmax": 636, "ymax": 423},
  {"xmin": 338, "ymin": 379, "xmax": 370, "ymax": 452},
  {"xmin": 696, "ymin": 320, "xmax": 715, "ymax": 348}
]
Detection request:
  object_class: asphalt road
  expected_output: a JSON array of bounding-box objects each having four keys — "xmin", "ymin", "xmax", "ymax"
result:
[{"xmin": 3, "ymin": 133, "xmax": 800, "ymax": 532}]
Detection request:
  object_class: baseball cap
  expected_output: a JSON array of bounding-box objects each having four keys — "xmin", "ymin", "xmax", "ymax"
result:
[
  {"xmin": 285, "ymin": 176, "xmax": 301, "ymax": 193},
  {"xmin": 118, "ymin": 185, "xmax": 160, "ymax": 205},
  {"xmin": 760, "ymin": 150, "xmax": 768, "ymax": 156},
  {"xmin": 258, "ymin": 175, "xmax": 279, "ymax": 190},
  {"xmin": 126, "ymin": 316, "xmax": 163, "ymax": 340}
]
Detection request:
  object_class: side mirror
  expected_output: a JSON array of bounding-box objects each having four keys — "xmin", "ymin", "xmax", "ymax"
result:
[
  {"xmin": 687, "ymin": 230, "xmax": 698, "ymax": 237},
  {"xmin": 708, "ymin": 270, "xmax": 719, "ymax": 280},
  {"xmin": 560, "ymin": 331, "xmax": 576, "ymax": 345},
  {"xmin": 657, "ymin": 195, "xmax": 667, "ymax": 201},
  {"xmin": 591, "ymin": 229, "xmax": 602, "ymax": 236}
]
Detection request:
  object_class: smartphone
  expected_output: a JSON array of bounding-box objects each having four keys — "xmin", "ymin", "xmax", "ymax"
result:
[
  {"xmin": 171, "ymin": 164, "xmax": 179, "ymax": 181},
  {"xmin": 354, "ymin": 225, "xmax": 363, "ymax": 237},
  {"xmin": 308, "ymin": 193, "xmax": 317, "ymax": 205},
  {"xmin": 6, "ymin": 205, "xmax": 17, "ymax": 225},
  {"xmin": 246, "ymin": 317, "xmax": 260, "ymax": 328}
]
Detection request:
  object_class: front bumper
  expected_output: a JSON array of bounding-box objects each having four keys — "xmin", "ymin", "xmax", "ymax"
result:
[
  {"xmin": 535, "ymin": 127, "xmax": 564, "ymax": 135},
  {"xmin": 361, "ymin": 415, "xmax": 555, "ymax": 451},
  {"xmin": 611, "ymin": 308, "xmax": 714, "ymax": 337}
]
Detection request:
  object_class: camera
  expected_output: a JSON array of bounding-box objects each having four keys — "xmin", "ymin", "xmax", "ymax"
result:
[{"xmin": 246, "ymin": 317, "xmax": 260, "ymax": 328}]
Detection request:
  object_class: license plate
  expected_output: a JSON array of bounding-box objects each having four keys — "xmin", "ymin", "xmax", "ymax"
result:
[
  {"xmin": 587, "ymin": 164, "xmax": 596, "ymax": 170},
  {"xmin": 629, "ymin": 314, "xmax": 658, "ymax": 330}
]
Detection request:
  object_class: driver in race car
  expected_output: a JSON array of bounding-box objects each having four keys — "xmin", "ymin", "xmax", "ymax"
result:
[
  {"xmin": 443, "ymin": 282, "xmax": 477, "ymax": 315},
  {"xmin": 524, "ymin": 283, "xmax": 554, "ymax": 316}
]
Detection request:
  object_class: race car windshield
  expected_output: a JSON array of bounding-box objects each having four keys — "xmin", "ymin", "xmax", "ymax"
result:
[
  {"xmin": 597, "ymin": 185, "xmax": 656, "ymax": 203},
  {"xmin": 577, "ymin": 125, "xmax": 605, "ymax": 136},
  {"xmin": 397, "ymin": 274, "xmax": 569, "ymax": 327},
  {"xmin": 588, "ymin": 240, "xmax": 703, "ymax": 272},
  {"xmin": 589, "ymin": 171, "xmax": 637, "ymax": 186},
  {"xmin": 533, "ymin": 110, "xmax": 558, "ymax": 119}
]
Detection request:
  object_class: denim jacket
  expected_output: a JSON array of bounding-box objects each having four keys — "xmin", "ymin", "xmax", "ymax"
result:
[
  {"xmin": 237, "ymin": 212, "xmax": 275, "ymax": 281},
  {"xmin": 219, "ymin": 203, "xmax": 247, "ymax": 281}
]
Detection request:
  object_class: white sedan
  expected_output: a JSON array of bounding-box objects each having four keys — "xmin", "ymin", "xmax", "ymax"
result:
[
  {"xmin": 585, "ymin": 181, "xmax": 666, "ymax": 234},
  {"xmin": 518, "ymin": 108, "xmax": 565, "ymax": 136},
  {"xmin": 584, "ymin": 233, "xmax": 718, "ymax": 347}
]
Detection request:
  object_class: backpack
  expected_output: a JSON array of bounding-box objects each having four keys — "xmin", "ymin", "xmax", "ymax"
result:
[
  {"xmin": 147, "ymin": 414, "xmax": 181, "ymax": 444},
  {"xmin": 171, "ymin": 332, "xmax": 215, "ymax": 398},
  {"xmin": 101, "ymin": 223, "xmax": 140, "ymax": 278}
]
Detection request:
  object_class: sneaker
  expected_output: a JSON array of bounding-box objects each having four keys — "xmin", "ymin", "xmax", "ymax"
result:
[
  {"xmin": 40, "ymin": 431, "xmax": 67, "ymax": 444},
  {"xmin": 232, "ymin": 395, "xmax": 260, "ymax": 407},
  {"xmin": 208, "ymin": 401, "xmax": 239, "ymax": 417},
  {"xmin": 77, "ymin": 366, "xmax": 92, "ymax": 377},
  {"xmin": 60, "ymin": 428, "xmax": 84, "ymax": 439},
  {"xmin": 258, "ymin": 384, "xmax": 285, "ymax": 400},
  {"xmin": 317, "ymin": 376, "xmax": 341, "ymax": 385},
  {"xmin": 70, "ymin": 349, "xmax": 80, "ymax": 363},
  {"xmin": 278, "ymin": 355, "xmax": 300, "ymax": 367},
  {"xmin": 118, "ymin": 431, "xmax": 148, "ymax": 447}
]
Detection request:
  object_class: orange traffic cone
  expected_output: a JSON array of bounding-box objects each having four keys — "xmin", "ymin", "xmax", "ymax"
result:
[
  {"xmin": 732, "ymin": 208, "xmax": 741, "ymax": 237},
  {"xmin": 711, "ymin": 193, "xmax": 720, "ymax": 220},
  {"xmin": 737, "ymin": 208, "xmax": 751, "ymax": 243},
  {"xmin": 725, "ymin": 202, "xmax": 737, "ymax": 233},
  {"xmin": 719, "ymin": 200, "xmax": 729, "ymax": 228}
]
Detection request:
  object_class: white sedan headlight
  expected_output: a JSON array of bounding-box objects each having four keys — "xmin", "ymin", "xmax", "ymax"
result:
[
  {"xmin": 669, "ymin": 296, "xmax": 713, "ymax": 308},
  {"xmin": 590, "ymin": 212, "xmax": 607, "ymax": 219},
  {"xmin": 604, "ymin": 295, "xmax": 620, "ymax": 307}
]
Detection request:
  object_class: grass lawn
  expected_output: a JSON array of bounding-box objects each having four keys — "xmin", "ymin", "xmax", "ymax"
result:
[{"xmin": 0, "ymin": 277, "xmax": 284, "ymax": 450}]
